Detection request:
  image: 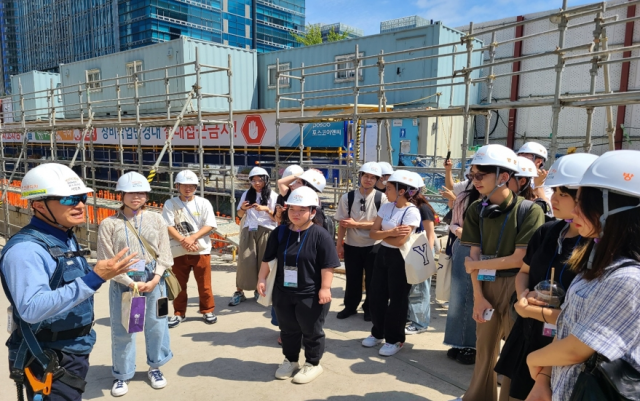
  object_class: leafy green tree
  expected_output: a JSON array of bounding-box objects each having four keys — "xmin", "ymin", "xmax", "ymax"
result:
[{"xmin": 292, "ymin": 24, "xmax": 351, "ymax": 46}]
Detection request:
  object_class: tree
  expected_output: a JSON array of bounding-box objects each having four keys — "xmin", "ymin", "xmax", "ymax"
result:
[{"xmin": 291, "ymin": 24, "xmax": 351, "ymax": 46}]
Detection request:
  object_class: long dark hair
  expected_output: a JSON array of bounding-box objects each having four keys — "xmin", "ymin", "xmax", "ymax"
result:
[
  {"xmin": 567, "ymin": 187, "xmax": 640, "ymax": 280},
  {"xmin": 245, "ymin": 175, "xmax": 272, "ymax": 206},
  {"xmin": 517, "ymin": 177, "xmax": 535, "ymax": 201}
]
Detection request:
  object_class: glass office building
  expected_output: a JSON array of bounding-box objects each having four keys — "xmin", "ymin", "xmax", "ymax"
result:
[{"xmin": 0, "ymin": 0, "xmax": 304, "ymax": 94}]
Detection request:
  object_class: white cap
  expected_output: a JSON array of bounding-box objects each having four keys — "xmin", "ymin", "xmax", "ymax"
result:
[
  {"xmin": 21, "ymin": 163, "xmax": 93, "ymax": 200},
  {"xmin": 515, "ymin": 156, "xmax": 539, "ymax": 178},
  {"xmin": 578, "ymin": 150, "xmax": 640, "ymax": 198},
  {"xmin": 359, "ymin": 162, "xmax": 382, "ymax": 177},
  {"xmin": 286, "ymin": 186, "xmax": 319, "ymax": 207},
  {"xmin": 470, "ymin": 144, "xmax": 519, "ymax": 173},
  {"xmin": 282, "ymin": 165, "xmax": 304, "ymax": 179},
  {"xmin": 175, "ymin": 170, "xmax": 199, "ymax": 185},
  {"xmin": 518, "ymin": 142, "xmax": 548, "ymax": 160},
  {"xmin": 249, "ymin": 167, "xmax": 269, "ymax": 178},
  {"xmin": 297, "ymin": 170, "xmax": 326, "ymax": 192},
  {"xmin": 387, "ymin": 170, "xmax": 423, "ymax": 189},
  {"xmin": 545, "ymin": 153, "xmax": 599, "ymax": 188},
  {"xmin": 378, "ymin": 161, "xmax": 394, "ymax": 175},
  {"xmin": 116, "ymin": 172, "xmax": 151, "ymax": 192}
]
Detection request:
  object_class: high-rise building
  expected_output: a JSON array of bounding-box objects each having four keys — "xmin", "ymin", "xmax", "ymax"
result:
[
  {"xmin": 380, "ymin": 16, "xmax": 431, "ymax": 34},
  {"xmin": 319, "ymin": 23, "xmax": 363, "ymax": 42},
  {"xmin": 0, "ymin": 0, "xmax": 305, "ymax": 94}
]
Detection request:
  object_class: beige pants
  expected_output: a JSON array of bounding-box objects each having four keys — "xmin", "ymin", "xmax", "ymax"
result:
[
  {"xmin": 463, "ymin": 276, "xmax": 516, "ymax": 401},
  {"xmin": 236, "ymin": 225, "xmax": 271, "ymax": 290}
]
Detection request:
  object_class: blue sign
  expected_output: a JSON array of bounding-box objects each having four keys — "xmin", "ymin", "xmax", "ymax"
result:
[{"xmin": 399, "ymin": 128, "xmax": 406, "ymax": 138}]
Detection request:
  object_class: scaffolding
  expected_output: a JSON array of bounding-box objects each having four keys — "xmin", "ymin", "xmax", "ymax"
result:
[
  {"xmin": 0, "ymin": 48, "xmax": 238, "ymax": 250},
  {"xmin": 273, "ymin": 0, "xmax": 640, "ymax": 190}
]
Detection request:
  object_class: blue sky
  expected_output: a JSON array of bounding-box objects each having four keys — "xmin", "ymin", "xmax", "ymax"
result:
[{"xmin": 306, "ymin": 0, "xmax": 597, "ymax": 35}]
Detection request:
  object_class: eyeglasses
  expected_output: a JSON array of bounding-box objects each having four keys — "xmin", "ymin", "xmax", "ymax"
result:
[
  {"xmin": 48, "ymin": 194, "xmax": 88, "ymax": 206},
  {"xmin": 250, "ymin": 178, "xmax": 264, "ymax": 184},
  {"xmin": 179, "ymin": 184, "xmax": 197, "ymax": 190},
  {"xmin": 466, "ymin": 172, "xmax": 491, "ymax": 182},
  {"xmin": 360, "ymin": 198, "xmax": 366, "ymax": 212}
]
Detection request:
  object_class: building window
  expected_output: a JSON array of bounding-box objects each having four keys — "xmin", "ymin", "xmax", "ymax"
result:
[
  {"xmin": 267, "ymin": 63, "xmax": 291, "ymax": 89},
  {"xmin": 335, "ymin": 53, "xmax": 364, "ymax": 82},
  {"xmin": 126, "ymin": 61, "xmax": 144, "ymax": 85},
  {"xmin": 86, "ymin": 69, "xmax": 101, "ymax": 91}
]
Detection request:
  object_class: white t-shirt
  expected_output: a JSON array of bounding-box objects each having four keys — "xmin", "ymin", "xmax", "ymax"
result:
[
  {"xmin": 162, "ymin": 196, "xmax": 217, "ymax": 254},
  {"xmin": 377, "ymin": 202, "xmax": 422, "ymax": 249},
  {"xmin": 335, "ymin": 189, "xmax": 388, "ymax": 247},
  {"xmin": 237, "ymin": 190, "xmax": 279, "ymax": 230}
]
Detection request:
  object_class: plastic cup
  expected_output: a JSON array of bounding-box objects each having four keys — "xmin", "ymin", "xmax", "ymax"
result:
[{"xmin": 534, "ymin": 280, "xmax": 566, "ymax": 308}]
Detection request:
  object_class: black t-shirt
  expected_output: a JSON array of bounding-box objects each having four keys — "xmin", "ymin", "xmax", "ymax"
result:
[
  {"xmin": 276, "ymin": 189, "xmax": 291, "ymax": 208},
  {"xmin": 418, "ymin": 204, "xmax": 435, "ymax": 222},
  {"xmin": 263, "ymin": 223, "xmax": 340, "ymax": 295}
]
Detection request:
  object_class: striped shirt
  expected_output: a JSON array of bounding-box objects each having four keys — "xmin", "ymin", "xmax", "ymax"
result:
[
  {"xmin": 551, "ymin": 258, "xmax": 640, "ymax": 400},
  {"xmin": 97, "ymin": 210, "xmax": 174, "ymax": 287}
]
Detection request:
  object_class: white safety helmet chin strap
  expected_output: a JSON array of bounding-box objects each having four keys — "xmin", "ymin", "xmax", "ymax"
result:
[
  {"xmin": 481, "ymin": 167, "xmax": 511, "ymax": 208},
  {"xmin": 587, "ymin": 189, "xmax": 640, "ymax": 269}
]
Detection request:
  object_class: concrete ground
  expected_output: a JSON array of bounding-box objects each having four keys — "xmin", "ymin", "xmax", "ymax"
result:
[{"xmin": 0, "ymin": 256, "xmax": 476, "ymax": 401}]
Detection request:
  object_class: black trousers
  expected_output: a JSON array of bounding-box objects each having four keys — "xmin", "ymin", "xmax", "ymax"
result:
[
  {"xmin": 24, "ymin": 350, "xmax": 89, "ymax": 401},
  {"xmin": 343, "ymin": 244, "xmax": 377, "ymax": 313},
  {"xmin": 370, "ymin": 246, "xmax": 411, "ymax": 344},
  {"xmin": 273, "ymin": 285, "xmax": 330, "ymax": 366}
]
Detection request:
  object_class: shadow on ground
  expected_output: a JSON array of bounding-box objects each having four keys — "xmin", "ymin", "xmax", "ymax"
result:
[{"xmin": 177, "ymin": 358, "xmax": 276, "ymax": 382}]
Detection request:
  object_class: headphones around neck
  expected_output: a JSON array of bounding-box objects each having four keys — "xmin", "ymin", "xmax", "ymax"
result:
[{"xmin": 477, "ymin": 190, "xmax": 518, "ymax": 219}]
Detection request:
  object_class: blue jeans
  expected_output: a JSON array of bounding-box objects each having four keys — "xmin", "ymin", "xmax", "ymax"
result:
[
  {"xmin": 271, "ymin": 306, "xmax": 278, "ymax": 326},
  {"xmin": 109, "ymin": 280, "xmax": 173, "ymax": 380},
  {"xmin": 443, "ymin": 239, "xmax": 477, "ymax": 349},
  {"xmin": 407, "ymin": 278, "xmax": 432, "ymax": 329}
]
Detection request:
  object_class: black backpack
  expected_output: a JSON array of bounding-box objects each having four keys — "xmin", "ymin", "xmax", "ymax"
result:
[
  {"xmin": 317, "ymin": 207, "xmax": 336, "ymax": 242},
  {"xmin": 532, "ymin": 198, "xmax": 556, "ymax": 223},
  {"xmin": 347, "ymin": 190, "xmax": 383, "ymax": 217}
]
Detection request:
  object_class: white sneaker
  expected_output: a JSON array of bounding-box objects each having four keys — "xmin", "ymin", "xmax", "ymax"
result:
[
  {"xmin": 379, "ymin": 342, "xmax": 403, "ymax": 356},
  {"xmin": 361, "ymin": 335, "xmax": 384, "ymax": 348},
  {"xmin": 111, "ymin": 380, "xmax": 128, "ymax": 397},
  {"xmin": 292, "ymin": 363, "xmax": 323, "ymax": 384},
  {"xmin": 275, "ymin": 358, "xmax": 299, "ymax": 379},
  {"xmin": 405, "ymin": 324, "xmax": 429, "ymax": 335},
  {"xmin": 148, "ymin": 368, "xmax": 167, "ymax": 389},
  {"xmin": 168, "ymin": 315, "xmax": 185, "ymax": 328}
]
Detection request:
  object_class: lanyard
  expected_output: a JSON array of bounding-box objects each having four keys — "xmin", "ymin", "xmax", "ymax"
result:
[
  {"xmin": 283, "ymin": 227, "xmax": 310, "ymax": 268},
  {"xmin": 123, "ymin": 213, "xmax": 146, "ymax": 258},
  {"xmin": 179, "ymin": 197, "xmax": 202, "ymax": 227},
  {"xmin": 546, "ymin": 235, "xmax": 582, "ymax": 290},
  {"xmin": 479, "ymin": 209, "xmax": 513, "ymax": 257}
]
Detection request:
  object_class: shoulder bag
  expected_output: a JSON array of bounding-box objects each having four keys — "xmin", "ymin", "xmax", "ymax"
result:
[{"xmin": 569, "ymin": 352, "xmax": 640, "ymax": 401}]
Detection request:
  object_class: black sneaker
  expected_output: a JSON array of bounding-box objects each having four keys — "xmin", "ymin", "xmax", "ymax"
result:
[
  {"xmin": 456, "ymin": 348, "xmax": 476, "ymax": 365},
  {"xmin": 336, "ymin": 309, "xmax": 357, "ymax": 319},
  {"xmin": 363, "ymin": 310, "xmax": 371, "ymax": 322},
  {"xmin": 446, "ymin": 347, "xmax": 460, "ymax": 360}
]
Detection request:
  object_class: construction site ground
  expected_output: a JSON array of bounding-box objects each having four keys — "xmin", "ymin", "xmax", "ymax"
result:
[{"xmin": 0, "ymin": 246, "xmax": 482, "ymax": 401}]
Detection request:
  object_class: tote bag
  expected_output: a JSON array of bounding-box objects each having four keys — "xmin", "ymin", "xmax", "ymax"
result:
[
  {"xmin": 122, "ymin": 286, "xmax": 146, "ymax": 333},
  {"xmin": 435, "ymin": 234, "xmax": 455, "ymax": 302},
  {"xmin": 257, "ymin": 259, "xmax": 278, "ymax": 307},
  {"xmin": 399, "ymin": 230, "xmax": 437, "ymax": 284}
]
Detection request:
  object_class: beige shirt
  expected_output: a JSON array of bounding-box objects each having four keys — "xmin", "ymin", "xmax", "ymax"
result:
[
  {"xmin": 335, "ymin": 189, "xmax": 388, "ymax": 247},
  {"xmin": 97, "ymin": 210, "xmax": 174, "ymax": 287}
]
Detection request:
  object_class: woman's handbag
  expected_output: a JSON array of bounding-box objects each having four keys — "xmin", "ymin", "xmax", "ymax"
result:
[
  {"xmin": 125, "ymin": 219, "xmax": 182, "ymax": 300},
  {"xmin": 569, "ymin": 353, "xmax": 640, "ymax": 401},
  {"xmin": 399, "ymin": 230, "xmax": 437, "ymax": 284},
  {"xmin": 257, "ymin": 259, "xmax": 278, "ymax": 307},
  {"xmin": 122, "ymin": 285, "xmax": 146, "ymax": 333}
]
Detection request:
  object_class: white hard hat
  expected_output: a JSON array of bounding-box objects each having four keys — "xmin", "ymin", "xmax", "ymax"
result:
[
  {"xmin": 298, "ymin": 170, "xmax": 326, "ymax": 192},
  {"xmin": 578, "ymin": 150, "xmax": 640, "ymax": 198},
  {"xmin": 378, "ymin": 161, "xmax": 394, "ymax": 176},
  {"xmin": 116, "ymin": 172, "xmax": 151, "ymax": 192},
  {"xmin": 388, "ymin": 169, "xmax": 422, "ymax": 189},
  {"xmin": 518, "ymin": 142, "xmax": 548, "ymax": 161},
  {"xmin": 286, "ymin": 186, "xmax": 319, "ymax": 207},
  {"xmin": 21, "ymin": 163, "xmax": 93, "ymax": 200},
  {"xmin": 282, "ymin": 165, "xmax": 304, "ymax": 179},
  {"xmin": 175, "ymin": 170, "xmax": 199, "ymax": 185},
  {"xmin": 249, "ymin": 167, "xmax": 269, "ymax": 179},
  {"xmin": 545, "ymin": 153, "xmax": 599, "ymax": 188},
  {"xmin": 359, "ymin": 162, "xmax": 382, "ymax": 177},
  {"xmin": 515, "ymin": 156, "xmax": 538, "ymax": 178},
  {"xmin": 470, "ymin": 144, "xmax": 519, "ymax": 173}
]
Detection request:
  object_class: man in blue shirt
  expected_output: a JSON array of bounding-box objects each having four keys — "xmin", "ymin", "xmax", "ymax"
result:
[{"xmin": 1, "ymin": 163, "xmax": 137, "ymax": 401}]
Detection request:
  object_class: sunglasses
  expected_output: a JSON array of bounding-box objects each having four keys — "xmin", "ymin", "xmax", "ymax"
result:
[
  {"xmin": 360, "ymin": 198, "xmax": 366, "ymax": 212},
  {"xmin": 466, "ymin": 172, "xmax": 491, "ymax": 182},
  {"xmin": 48, "ymin": 194, "xmax": 88, "ymax": 206}
]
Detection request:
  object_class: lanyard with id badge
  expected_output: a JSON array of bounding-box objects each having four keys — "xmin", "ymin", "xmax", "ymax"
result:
[
  {"xmin": 283, "ymin": 228, "xmax": 310, "ymax": 288},
  {"xmin": 123, "ymin": 213, "xmax": 152, "ymax": 282},
  {"xmin": 477, "ymin": 207, "xmax": 513, "ymax": 282}
]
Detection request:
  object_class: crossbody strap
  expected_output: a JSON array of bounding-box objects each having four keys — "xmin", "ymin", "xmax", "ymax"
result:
[{"xmin": 124, "ymin": 219, "xmax": 158, "ymax": 260}]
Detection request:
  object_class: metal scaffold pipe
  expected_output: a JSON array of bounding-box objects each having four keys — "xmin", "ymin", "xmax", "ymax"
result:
[
  {"xmin": 548, "ymin": 1, "xmax": 569, "ymax": 167},
  {"xmin": 484, "ymin": 32, "xmax": 497, "ymax": 145},
  {"xmin": 460, "ymin": 22, "xmax": 474, "ymax": 180}
]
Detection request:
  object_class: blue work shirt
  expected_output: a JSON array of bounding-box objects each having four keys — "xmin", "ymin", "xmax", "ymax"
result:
[{"xmin": 1, "ymin": 217, "xmax": 105, "ymax": 325}]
